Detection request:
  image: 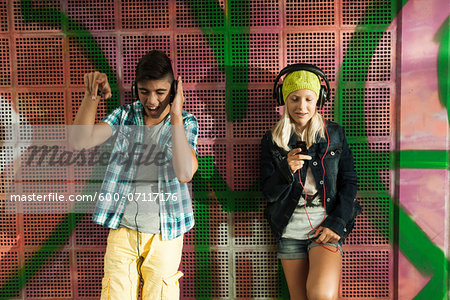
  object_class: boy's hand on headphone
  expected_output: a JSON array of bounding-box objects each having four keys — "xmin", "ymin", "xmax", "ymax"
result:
[
  {"xmin": 84, "ymin": 71, "xmax": 112, "ymax": 101},
  {"xmin": 170, "ymin": 76, "xmax": 184, "ymax": 121},
  {"xmin": 287, "ymin": 148, "xmax": 311, "ymax": 173}
]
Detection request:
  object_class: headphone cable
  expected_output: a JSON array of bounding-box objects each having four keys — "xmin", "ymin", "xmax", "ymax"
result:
[{"xmin": 298, "ymin": 113, "xmax": 338, "ymax": 253}]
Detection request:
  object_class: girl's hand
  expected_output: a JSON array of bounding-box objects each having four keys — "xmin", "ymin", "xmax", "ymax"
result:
[
  {"xmin": 287, "ymin": 148, "xmax": 311, "ymax": 173},
  {"xmin": 313, "ymin": 226, "xmax": 340, "ymax": 244}
]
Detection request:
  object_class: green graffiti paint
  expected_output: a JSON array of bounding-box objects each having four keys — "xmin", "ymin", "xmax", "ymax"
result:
[
  {"xmin": 337, "ymin": 0, "xmax": 449, "ymax": 299},
  {"xmin": 20, "ymin": 0, "xmax": 120, "ymax": 111},
  {"xmin": 185, "ymin": 0, "xmax": 250, "ymax": 122},
  {"xmin": 436, "ymin": 17, "xmax": 449, "ymax": 126},
  {"xmin": 392, "ymin": 150, "xmax": 449, "ymax": 169}
]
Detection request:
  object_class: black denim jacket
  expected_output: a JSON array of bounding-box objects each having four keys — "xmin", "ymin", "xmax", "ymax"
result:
[{"xmin": 260, "ymin": 120, "xmax": 361, "ymax": 241}]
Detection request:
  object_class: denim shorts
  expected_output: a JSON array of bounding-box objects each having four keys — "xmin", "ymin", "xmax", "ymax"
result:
[{"xmin": 276, "ymin": 237, "xmax": 343, "ymax": 260}]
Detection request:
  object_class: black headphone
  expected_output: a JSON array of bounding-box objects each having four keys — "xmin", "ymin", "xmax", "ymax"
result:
[
  {"xmin": 273, "ymin": 63, "xmax": 330, "ymax": 107},
  {"xmin": 132, "ymin": 78, "xmax": 177, "ymax": 103}
]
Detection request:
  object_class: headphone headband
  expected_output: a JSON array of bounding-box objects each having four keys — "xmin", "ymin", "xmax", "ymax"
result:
[{"xmin": 273, "ymin": 63, "xmax": 331, "ymax": 107}]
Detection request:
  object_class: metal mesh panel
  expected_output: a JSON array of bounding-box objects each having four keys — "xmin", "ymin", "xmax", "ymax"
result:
[
  {"xmin": 121, "ymin": 34, "xmax": 171, "ymax": 85},
  {"xmin": 231, "ymin": 88, "xmax": 280, "ymax": 138},
  {"xmin": 286, "ymin": 31, "xmax": 336, "ymax": 82},
  {"xmin": 68, "ymin": 35, "xmax": 118, "ymax": 85},
  {"xmin": 176, "ymin": 33, "xmax": 225, "ymax": 84},
  {"xmin": 15, "ymin": 36, "xmax": 64, "ymax": 86},
  {"xmin": 346, "ymin": 195, "xmax": 392, "ymax": 245},
  {"xmin": 349, "ymin": 141, "xmax": 391, "ymax": 192},
  {"xmin": 184, "ymin": 89, "xmax": 226, "ymax": 139},
  {"xmin": 234, "ymin": 251, "xmax": 282, "ymax": 298},
  {"xmin": 19, "ymin": 144, "xmax": 69, "ymax": 181},
  {"xmin": 341, "ymin": 249, "xmax": 392, "ymax": 298},
  {"xmin": 285, "ymin": 0, "xmax": 336, "ymax": 27},
  {"xmin": 76, "ymin": 250, "xmax": 105, "ymax": 298},
  {"xmin": 181, "ymin": 250, "xmax": 230, "ymax": 298},
  {"xmin": 67, "ymin": 0, "xmax": 116, "ymax": 31},
  {"xmin": 0, "ymin": 0, "xmax": 7, "ymax": 32},
  {"xmin": 16, "ymin": 90, "xmax": 65, "ymax": 129},
  {"xmin": 185, "ymin": 197, "xmax": 229, "ymax": 246},
  {"xmin": 232, "ymin": 143, "xmax": 260, "ymax": 191},
  {"xmin": 175, "ymin": 0, "xmax": 225, "ymax": 28},
  {"xmin": 233, "ymin": 197, "xmax": 274, "ymax": 246},
  {"xmin": 341, "ymin": 30, "xmax": 393, "ymax": 82},
  {"xmin": 342, "ymin": 0, "xmax": 393, "ymax": 26},
  {"xmin": 0, "ymin": 92, "xmax": 13, "ymax": 139},
  {"xmin": 0, "ymin": 251, "xmax": 20, "ymax": 299},
  {"xmin": 230, "ymin": 0, "xmax": 280, "ymax": 27},
  {"xmin": 0, "ymin": 145, "xmax": 14, "ymax": 195},
  {"xmin": 120, "ymin": 0, "xmax": 169, "ymax": 29},
  {"xmin": 23, "ymin": 213, "xmax": 70, "ymax": 246},
  {"xmin": 24, "ymin": 250, "xmax": 72, "ymax": 298},
  {"xmin": 0, "ymin": 213, "xmax": 18, "ymax": 247},
  {"xmin": 342, "ymin": 87, "xmax": 392, "ymax": 137},
  {"xmin": 122, "ymin": 89, "xmax": 135, "ymax": 105},
  {"xmin": 0, "ymin": 37, "xmax": 11, "ymax": 86},
  {"xmin": 18, "ymin": 148, "xmax": 70, "ymax": 214},
  {"xmin": 231, "ymin": 32, "xmax": 280, "ymax": 84},
  {"xmin": 194, "ymin": 143, "xmax": 228, "ymax": 192},
  {"xmin": 71, "ymin": 180, "xmax": 104, "ymax": 215},
  {"xmin": 0, "ymin": 1, "xmax": 399, "ymax": 299},
  {"xmin": 13, "ymin": 0, "xmax": 62, "ymax": 32},
  {"xmin": 74, "ymin": 214, "xmax": 109, "ymax": 246}
]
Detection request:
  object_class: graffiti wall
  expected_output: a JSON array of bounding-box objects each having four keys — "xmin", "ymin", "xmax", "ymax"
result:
[{"xmin": 0, "ymin": 0, "xmax": 448, "ymax": 299}]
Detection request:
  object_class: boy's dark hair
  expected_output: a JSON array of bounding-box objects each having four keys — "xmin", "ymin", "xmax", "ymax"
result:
[{"xmin": 135, "ymin": 50, "xmax": 174, "ymax": 83}]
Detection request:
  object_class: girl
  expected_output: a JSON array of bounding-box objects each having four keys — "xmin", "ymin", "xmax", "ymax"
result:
[{"xmin": 261, "ymin": 65, "xmax": 361, "ymax": 300}]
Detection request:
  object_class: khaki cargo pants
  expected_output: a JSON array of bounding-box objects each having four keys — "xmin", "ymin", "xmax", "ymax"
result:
[{"xmin": 101, "ymin": 227, "xmax": 184, "ymax": 300}]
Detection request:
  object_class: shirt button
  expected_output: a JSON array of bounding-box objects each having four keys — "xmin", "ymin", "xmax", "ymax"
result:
[
  {"xmin": 319, "ymin": 180, "xmax": 324, "ymax": 185},
  {"xmin": 331, "ymin": 151, "xmax": 335, "ymax": 156},
  {"xmin": 313, "ymin": 161, "xmax": 318, "ymax": 166},
  {"xmin": 326, "ymin": 198, "xmax": 331, "ymax": 202}
]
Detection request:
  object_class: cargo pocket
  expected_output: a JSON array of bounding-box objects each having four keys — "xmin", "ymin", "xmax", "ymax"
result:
[
  {"xmin": 100, "ymin": 277, "xmax": 110, "ymax": 300},
  {"xmin": 161, "ymin": 271, "xmax": 183, "ymax": 300}
]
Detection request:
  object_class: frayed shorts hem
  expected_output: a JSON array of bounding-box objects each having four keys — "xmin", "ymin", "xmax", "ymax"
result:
[{"xmin": 276, "ymin": 237, "xmax": 343, "ymax": 260}]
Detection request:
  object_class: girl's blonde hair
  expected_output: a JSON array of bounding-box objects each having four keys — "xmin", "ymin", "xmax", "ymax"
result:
[{"xmin": 271, "ymin": 107, "xmax": 325, "ymax": 151}]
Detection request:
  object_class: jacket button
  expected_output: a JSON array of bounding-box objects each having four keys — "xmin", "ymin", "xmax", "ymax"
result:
[
  {"xmin": 326, "ymin": 198, "xmax": 331, "ymax": 202},
  {"xmin": 344, "ymin": 228, "xmax": 347, "ymax": 232},
  {"xmin": 312, "ymin": 161, "xmax": 318, "ymax": 166},
  {"xmin": 319, "ymin": 180, "xmax": 324, "ymax": 185},
  {"xmin": 331, "ymin": 151, "xmax": 335, "ymax": 156}
]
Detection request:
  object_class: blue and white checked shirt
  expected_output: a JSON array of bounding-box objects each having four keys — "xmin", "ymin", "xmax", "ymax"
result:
[{"xmin": 92, "ymin": 100, "xmax": 198, "ymax": 240}]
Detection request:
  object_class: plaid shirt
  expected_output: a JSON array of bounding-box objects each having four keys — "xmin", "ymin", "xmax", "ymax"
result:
[{"xmin": 92, "ymin": 100, "xmax": 198, "ymax": 240}]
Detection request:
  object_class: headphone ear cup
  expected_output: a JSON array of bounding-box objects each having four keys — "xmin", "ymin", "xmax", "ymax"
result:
[
  {"xmin": 317, "ymin": 85, "xmax": 326, "ymax": 108},
  {"xmin": 132, "ymin": 81, "xmax": 139, "ymax": 100},
  {"xmin": 277, "ymin": 84, "xmax": 284, "ymax": 105}
]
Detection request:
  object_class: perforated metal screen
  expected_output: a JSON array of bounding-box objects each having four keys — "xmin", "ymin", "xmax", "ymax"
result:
[{"xmin": 0, "ymin": 1, "xmax": 396, "ymax": 299}]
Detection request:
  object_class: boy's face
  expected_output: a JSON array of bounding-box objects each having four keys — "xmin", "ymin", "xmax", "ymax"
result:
[{"xmin": 137, "ymin": 76, "xmax": 172, "ymax": 122}]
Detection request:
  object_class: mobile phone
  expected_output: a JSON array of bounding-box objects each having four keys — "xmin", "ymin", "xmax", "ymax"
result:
[{"xmin": 295, "ymin": 141, "xmax": 308, "ymax": 155}]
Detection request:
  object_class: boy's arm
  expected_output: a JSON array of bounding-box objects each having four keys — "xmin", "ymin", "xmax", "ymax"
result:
[
  {"xmin": 170, "ymin": 77, "xmax": 198, "ymax": 183},
  {"xmin": 70, "ymin": 72, "xmax": 114, "ymax": 150}
]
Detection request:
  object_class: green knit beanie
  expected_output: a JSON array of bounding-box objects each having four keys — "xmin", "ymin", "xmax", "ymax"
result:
[{"xmin": 281, "ymin": 70, "xmax": 321, "ymax": 103}]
